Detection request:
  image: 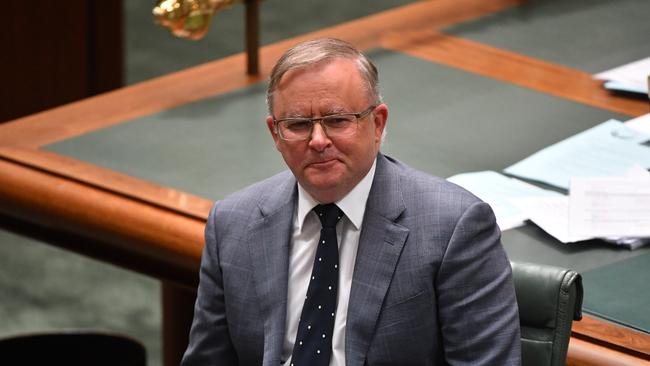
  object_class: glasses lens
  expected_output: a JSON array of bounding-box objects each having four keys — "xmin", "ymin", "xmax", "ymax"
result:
[
  {"xmin": 279, "ymin": 119, "xmax": 311, "ymax": 140},
  {"xmin": 322, "ymin": 115, "xmax": 356, "ymax": 137}
]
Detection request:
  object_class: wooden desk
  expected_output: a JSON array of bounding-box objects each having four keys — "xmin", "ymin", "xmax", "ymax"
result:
[{"xmin": 1, "ymin": 0, "xmax": 648, "ymax": 365}]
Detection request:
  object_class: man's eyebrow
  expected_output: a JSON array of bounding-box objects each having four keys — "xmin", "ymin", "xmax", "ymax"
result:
[
  {"xmin": 321, "ymin": 106, "xmax": 347, "ymax": 115},
  {"xmin": 280, "ymin": 106, "xmax": 348, "ymax": 119},
  {"xmin": 279, "ymin": 111, "xmax": 309, "ymax": 119}
]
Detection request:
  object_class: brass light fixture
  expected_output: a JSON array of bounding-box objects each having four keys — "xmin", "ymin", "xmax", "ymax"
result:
[
  {"xmin": 153, "ymin": 0, "xmax": 260, "ymax": 74},
  {"xmin": 153, "ymin": 0, "xmax": 242, "ymax": 40}
]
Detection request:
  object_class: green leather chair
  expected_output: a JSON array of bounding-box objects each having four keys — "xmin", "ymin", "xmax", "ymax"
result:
[{"xmin": 511, "ymin": 261, "xmax": 584, "ymax": 366}]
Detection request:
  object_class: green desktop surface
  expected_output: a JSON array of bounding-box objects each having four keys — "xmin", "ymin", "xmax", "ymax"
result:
[
  {"xmin": 444, "ymin": 0, "xmax": 650, "ymax": 73},
  {"xmin": 582, "ymin": 253, "xmax": 650, "ymax": 333},
  {"xmin": 47, "ymin": 49, "xmax": 650, "ymax": 333}
]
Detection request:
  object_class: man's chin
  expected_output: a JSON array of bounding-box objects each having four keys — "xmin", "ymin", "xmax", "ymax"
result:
[
  {"xmin": 300, "ymin": 174, "xmax": 346, "ymax": 198},
  {"xmin": 303, "ymin": 160, "xmax": 344, "ymax": 179},
  {"xmin": 304, "ymin": 177, "xmax": 341, "ymax": 191}
]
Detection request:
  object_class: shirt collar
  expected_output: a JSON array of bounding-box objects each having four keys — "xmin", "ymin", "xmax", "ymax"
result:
[{"xmin": 296, "ymin": 158, "xmax": 377, "ymax": 232}]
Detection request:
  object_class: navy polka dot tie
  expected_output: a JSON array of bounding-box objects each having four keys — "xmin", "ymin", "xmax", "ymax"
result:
[{"xmin": 290, "ymin": 204, "xmax": 343, "ymax": 366}]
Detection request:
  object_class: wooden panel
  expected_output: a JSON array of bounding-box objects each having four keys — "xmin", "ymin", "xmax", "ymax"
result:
[
  {"xmin": 87, "ymin": 0, "xmax": 124, "ymax": 94},
  {"xmin": 0, "ymin": 0, "xmax": 122, "ymax": 123},
  {"xmin": 1, "ymin": 1, "xmax": 88, "ymax": 122}
]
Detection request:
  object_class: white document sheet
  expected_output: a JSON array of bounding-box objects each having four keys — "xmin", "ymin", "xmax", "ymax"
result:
[
  {"xmin": 595, "ymin": 57, "xmax": 650, "ymax": 93},
  {"xmin": 569, "ymin": 177, "xmax": 650, "ymax": 238},
  {"xmin": 510, "ymin": 167, "xmax": 650, "ymax": 246},
  {"xmin": 510, "ymin": 196, "xmax": 592, "ymax": 243},
  {"xmin": 447, "ymin": 171, "xmax": 562, "ymax": 231},
  {"xmin": 625, "ymin": 113, "xmax": 650, "ymax": 135}
]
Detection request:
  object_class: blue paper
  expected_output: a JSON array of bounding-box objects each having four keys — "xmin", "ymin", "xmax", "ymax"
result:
[{"xmin": 504, "ymin": 120, "xmax": 650, "ymax": 189}]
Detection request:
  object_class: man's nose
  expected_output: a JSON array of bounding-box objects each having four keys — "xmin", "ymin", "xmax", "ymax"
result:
[{"xmin": 308, "ymin": 122, "xmax": 332, "ymax": 151}]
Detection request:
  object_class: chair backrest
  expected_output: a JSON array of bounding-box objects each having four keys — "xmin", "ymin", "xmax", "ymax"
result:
[
  {"xmin": 511, "ymin": 261, "xmax": 583, "ymax": 366},
  {"xmin": 0, "ymin": 331, "xmax": 146, "ymax": 366}
]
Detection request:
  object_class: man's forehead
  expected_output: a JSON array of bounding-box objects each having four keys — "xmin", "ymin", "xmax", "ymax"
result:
[{"xmin": 278, "ymin": 58, "xmax": 359, "ymax": 86}]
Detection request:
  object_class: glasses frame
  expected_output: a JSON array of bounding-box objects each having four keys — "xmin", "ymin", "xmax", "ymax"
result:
[{"xmin": 273, "ymin": 105, "xmax": 377, "ymax": 141}]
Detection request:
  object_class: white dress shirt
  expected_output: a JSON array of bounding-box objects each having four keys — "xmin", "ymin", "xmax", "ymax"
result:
[{"xmin": 281, "ymin": 159, "xmax": 377, "ymax": 366}]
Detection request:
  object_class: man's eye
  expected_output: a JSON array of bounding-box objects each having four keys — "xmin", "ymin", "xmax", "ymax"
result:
[
  {"xmin": 284, "ymin": 120, "xmax": 311, "ymax": 131},
  {"xmin": 324, "ymin": 116, "xmax": 354, "ymax": 127}
]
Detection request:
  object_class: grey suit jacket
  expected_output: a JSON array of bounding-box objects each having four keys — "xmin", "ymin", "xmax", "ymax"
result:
[{"xmin": 182, "ymin": 154, "xmax": 521, "ymax": 365}]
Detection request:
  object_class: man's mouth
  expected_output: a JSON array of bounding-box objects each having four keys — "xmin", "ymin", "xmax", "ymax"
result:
[{"xmin": 308, "ymin": 158, "xmax": 338, "ymax": 168}]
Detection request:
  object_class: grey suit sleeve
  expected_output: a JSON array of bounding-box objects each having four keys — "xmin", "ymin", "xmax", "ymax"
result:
[
  {"xmin": 181, "ymin": 203, "xmax": 239, "ymax": 365},
  {"xmin": 436, "ymin": 201, "xmax": 521, "ymax": 365}
]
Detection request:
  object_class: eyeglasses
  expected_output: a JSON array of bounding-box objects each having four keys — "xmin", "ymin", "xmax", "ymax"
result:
[{"xmin": 273, "ymin": 105, "xmax": 377, "ymax": 141}]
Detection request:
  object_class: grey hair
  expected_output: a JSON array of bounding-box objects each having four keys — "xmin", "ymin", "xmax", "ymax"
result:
[{"xmin": 266, "ymin": 38, "xmax": 382, "ymax": 114}]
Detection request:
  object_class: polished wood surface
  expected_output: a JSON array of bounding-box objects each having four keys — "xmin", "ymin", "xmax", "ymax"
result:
[
  {"xmin": 1, "ymin": 0, "xmax": 648, "ymax": 364},
  {"xmin": 573, "ymin": 315, "xmax": 650, "ymax": 360},
  {"xmin": 0, "ymin": 146, "xmax": 212, "ymax": 221},
  {"xmin": 568, "ymin": 338, "xmax": 650, "ymax": 366}
]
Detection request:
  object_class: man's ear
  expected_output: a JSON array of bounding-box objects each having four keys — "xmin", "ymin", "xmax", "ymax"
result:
[
  {"xmin": 266, "ymin": 116, "xmax": 281, "ymax": 150},
  {"xmin": 372, "ymin": 104, "xmax": 388, "ymax": 143}
]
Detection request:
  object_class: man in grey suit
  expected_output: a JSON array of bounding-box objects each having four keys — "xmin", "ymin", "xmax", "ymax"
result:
[{"xmin": 182, "ymin": 38, "xmax": 521, "ymax": 365}]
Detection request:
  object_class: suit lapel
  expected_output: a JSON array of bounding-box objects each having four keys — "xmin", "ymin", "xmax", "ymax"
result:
[
  {"xmin": 346, "ymin": 155, "xmax": 410, "ymax": 365},
  {"xmin": 248, "ymin": 174, "xmax": 296, "ymax": 365}
]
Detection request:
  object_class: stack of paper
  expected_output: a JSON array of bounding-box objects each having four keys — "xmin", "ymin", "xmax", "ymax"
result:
[
  {"xmin": 507, "ymin": 167, "xmax": 650, "ymax": 249},
  {"xmin": 447, "ymin": 168, "xmax": 650, "ymax": 248},
  {"xmin": 594, "ymin": 57, "xmax": 650, "ymax": 95},
  {"xmin": 500, "ymin": 119, "xmax": 650, "ymax": 248}
]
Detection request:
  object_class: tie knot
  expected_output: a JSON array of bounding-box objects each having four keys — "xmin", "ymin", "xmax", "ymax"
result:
[{"xmin": 314, "ymin": 204, "xmax": 343, "ymax": 228}]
